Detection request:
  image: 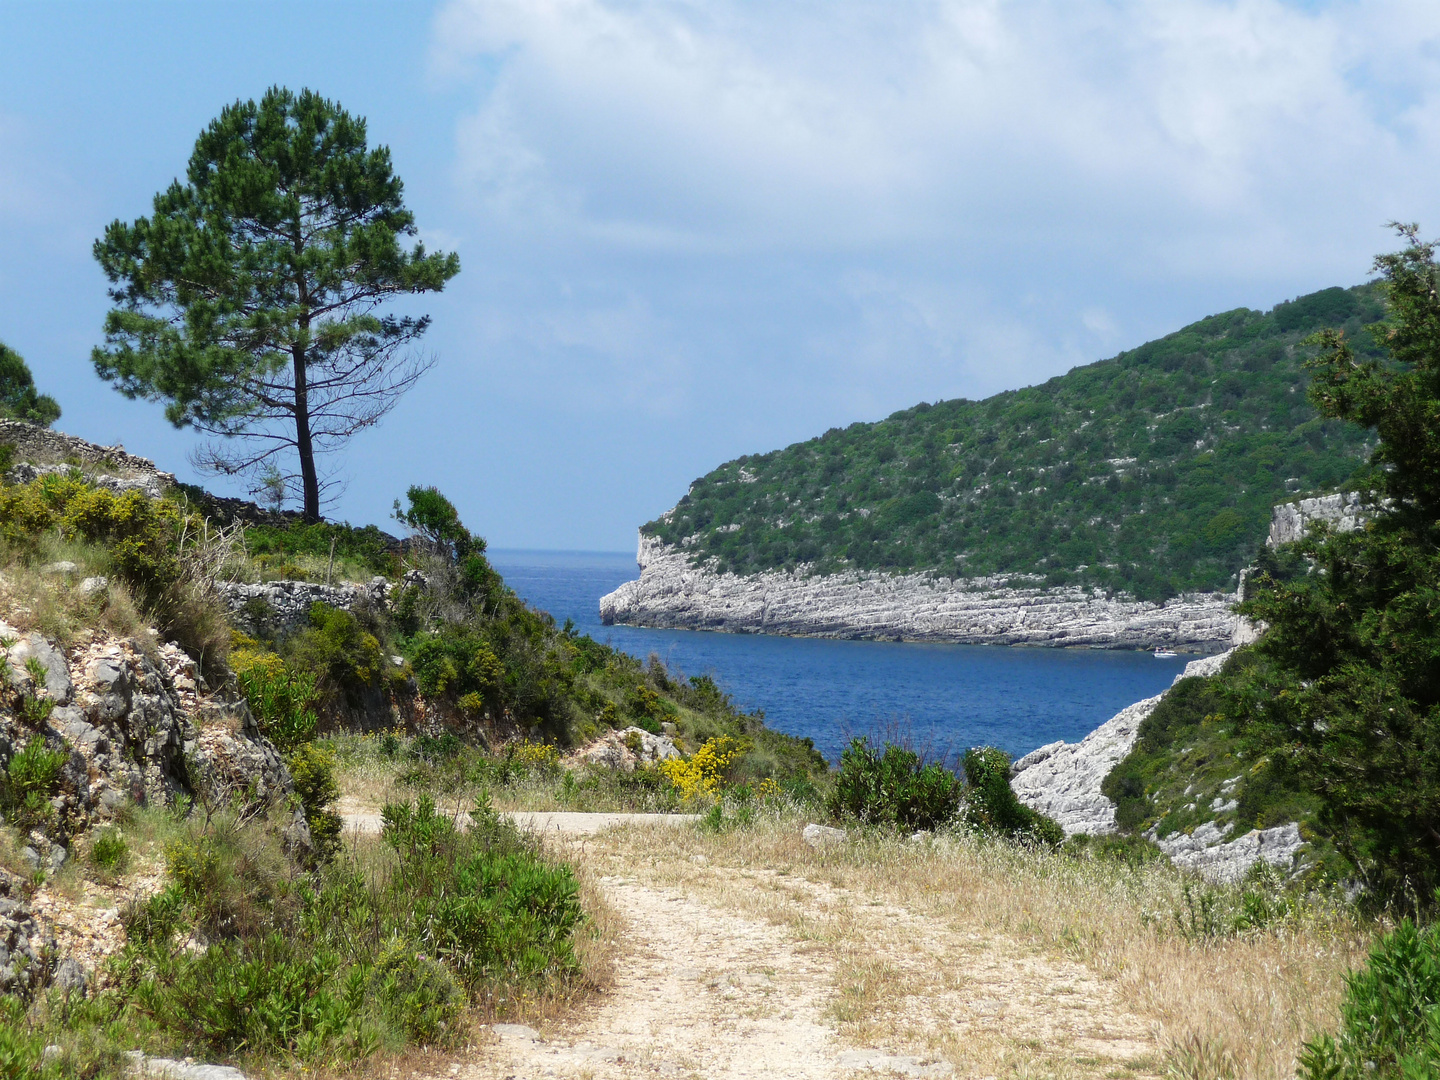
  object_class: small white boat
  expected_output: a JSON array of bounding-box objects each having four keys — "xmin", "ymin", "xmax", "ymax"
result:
[{"xmin": 1153, "ymin": 648, "xmax": 1178, "ymax": 659}]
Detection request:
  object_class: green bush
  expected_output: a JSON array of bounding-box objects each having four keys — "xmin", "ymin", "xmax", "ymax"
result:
[
  {"xmin": 365, "ymin": 940, "xmax": 463, "ymax": 1046},
  {"xmin": 1299, "ymin": 917, "xmax": 1440, "ymax": 1079},
  {"xmin": 126, "ymin": 933, "xmax": 360, "ymax": 1059},
  {"xmin": 0, "ymin": 1010, "xmax": 44, "ymax": 1080},
  {"xmin": 286, "ymin": 743, "xmax": 342, "ymax": 863},
  {"xmin": 287, "ymin": 604, "xmax": 383, "ymax": 707},
  {"xmin": 88, "ymin": 828, "xmax": 130, "ymax": 878},
  {"xmin": 2, "ymin": 737, "xmax": 67, "ymax": 828},
  {"xmin": 963, "ymin": 747, "xmax": 1065, "ymax": 847},
  {"xmin": 826, "ymin": 739, "xmax": 962, "ymax": 831},
  {"xmin": 381, "ymin": 797, "xmax": 582, "ymax": 990},
  {"xmin": 106, "ymin": 795, "xmax": 585, "ymax": 1064},
  {"xmin": 231, "ymin": 649, "xmax": 319, "ymax": 751}
]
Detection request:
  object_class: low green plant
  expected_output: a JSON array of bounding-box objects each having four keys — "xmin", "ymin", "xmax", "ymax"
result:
[
  {"xmin": 88, "ymin": 828, "xmax": 130, "ymax": 878},
  {"xmin": 364, "ymin": 939, "xmax": 464, "ymax": 1045},
  {"xmin": 827, "ymin": 739, "xmax": 962, "ymax": 831},
  {"xmin": 287, "ymin": 604, "xmax": 384, "ymax": 708},
  {"xmin": 2, "ymin": 737, "xmax": 67, "ymax": 827},
  {"xmin": 285, "ymin": 743, "xmax": 342, "ymax": 863},
  {"xmin": 962, "ymin": 747, "xmax": 1064, "ymax": 847},
  {"xmin": 231, "ymin": 649, "xmax": 318, "ymax": 751},
  {"xmin": 1298, "ymin": 916, "xmax": 1440, "ymax": 1079}
]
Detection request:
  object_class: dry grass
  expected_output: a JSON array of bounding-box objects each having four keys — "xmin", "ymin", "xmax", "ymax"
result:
[{"xmin": 559, "ymin": 813, "xmax": 1368, "ymax": 1080}]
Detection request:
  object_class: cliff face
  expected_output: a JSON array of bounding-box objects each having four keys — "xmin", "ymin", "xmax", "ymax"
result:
[
  {"xmin": 600, "ymin": 490, "xmax": 1372, "ymax": 649},
  {"xmin": 1010, "ymin": 651, "xmax": 1306, "ymax": 883},
  {"xmin": 601, "ymin": 536, "xmax": 1244, "ymax": 650}
]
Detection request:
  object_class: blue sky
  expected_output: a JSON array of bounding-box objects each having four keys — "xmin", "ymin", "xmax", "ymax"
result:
[{"xmin": 3, "ymin": 0, "xmax": 1439, "ymax": 552}]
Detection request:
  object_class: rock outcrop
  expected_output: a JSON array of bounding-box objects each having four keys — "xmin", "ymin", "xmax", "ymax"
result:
[
  {"xmin": 0, "ymin": 868, "xmax": 56, "ymax": 995},
  {"xmin": 601, "ymin": 536, "xmax": 1245, "ymax": 650},
  {"xmin": 1154, "ymin": 821, "xmax": 1305, "ymax": 883},
  {"xmin": 0, "ymin": 617, "xmax": 307, "ymax": 986},
  {"xmin": 574, "ymin": 726, "xmax": 680, "ymax": 772},
  {"xmin": 1267, "ymin": 491, "xmax": 1370, "ymax": 547},
  {"xmin": 1010, "ymin": 652, "xmax": 1232, "ymax": 836},
  {"xmin": 1009, "ymin": 650, "xmax": 1306, "ymax": 882}
]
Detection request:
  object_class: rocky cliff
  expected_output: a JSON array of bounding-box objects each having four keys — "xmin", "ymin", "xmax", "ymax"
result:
[
  {"xmin": 601, "ymin": 536, "xmax": 1245, "ymax": 650},
  {"xmin": 601, "ymin": 487, "xmax": 1372, "ymax": 650},
  {"xmin": 1010, "ymin": 651, "xmax": 1305, "ymax": 883}
]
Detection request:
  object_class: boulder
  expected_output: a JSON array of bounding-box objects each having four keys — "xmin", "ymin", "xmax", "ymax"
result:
[
  {"xmin": 803, "ymin": 823, "xmax": 847, "ymax": 847},
  {"xmin": 577, "ymin": 726, "xmax": 680, "ymax": 772}
]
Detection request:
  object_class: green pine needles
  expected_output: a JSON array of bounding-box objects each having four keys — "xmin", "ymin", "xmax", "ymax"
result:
[{"xmin": 92, "ymin": 87, "xmax": 460, "ymax": 522}]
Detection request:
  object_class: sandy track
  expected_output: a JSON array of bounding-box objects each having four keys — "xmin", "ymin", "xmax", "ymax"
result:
[
  {"xmin": 341, "ymin": 809, "xmax": 701, "ymax": 836},
  {"xmin": 460, "ymin": 875, "xmax": 859, "ymax": 1080},
  {"xmin": 362, "ymin": 814, "xmax": 1157, "ymax": 1079}
]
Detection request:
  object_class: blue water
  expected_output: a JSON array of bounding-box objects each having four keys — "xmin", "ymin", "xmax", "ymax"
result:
[{"xmin": 488, "ymin": 549, "xmax": 1189, "ymax": 765}]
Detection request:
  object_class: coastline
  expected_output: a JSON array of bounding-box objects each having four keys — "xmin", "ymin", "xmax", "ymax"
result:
[{"xmin": 600, "ymin": 535, "xmax": 1248, "ymax": 652}]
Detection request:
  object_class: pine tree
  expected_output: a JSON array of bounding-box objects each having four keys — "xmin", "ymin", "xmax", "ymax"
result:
[{"xmin": 92, "ymin": 87, "xmax": 460, "ymax": 522}]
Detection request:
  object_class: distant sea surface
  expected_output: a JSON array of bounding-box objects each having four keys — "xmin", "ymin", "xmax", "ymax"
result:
[{"xmin": 488, "ymin": 549, "xmax": 1188, "ymax": 765}]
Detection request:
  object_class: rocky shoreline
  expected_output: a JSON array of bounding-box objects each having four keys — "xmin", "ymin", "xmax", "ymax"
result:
[
  {"xmin": 1010, "ymin": 651, "xmax": 1306, "ymax": 882},
  {"xmin": 601, "ymin": 536, "xmax": 1245, "ymax": 651}
]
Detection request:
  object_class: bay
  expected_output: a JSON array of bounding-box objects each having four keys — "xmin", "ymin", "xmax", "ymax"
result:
[{"xmin": 488, "ymin": 549, "xmax": 1190, "ymax": 765}]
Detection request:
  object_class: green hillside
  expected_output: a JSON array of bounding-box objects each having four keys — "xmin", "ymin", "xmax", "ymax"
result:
[{"xmin": 647, "ymin": 285, "xmax": 1383, "ymax": 600}]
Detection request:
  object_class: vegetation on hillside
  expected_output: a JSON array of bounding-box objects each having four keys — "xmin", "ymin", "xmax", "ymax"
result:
[
  {"xmin": 1100, "ymin": 229, "xmax": 1440, "ymax": 911},
  {"xmin": 646, "ymin": 285, "xmax": 1380, "ymax": 600}
]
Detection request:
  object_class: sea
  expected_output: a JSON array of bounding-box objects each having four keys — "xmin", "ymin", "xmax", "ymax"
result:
[{"xmin": 488, "ymin": 549, "xmax": 1190, "ymax": 766}]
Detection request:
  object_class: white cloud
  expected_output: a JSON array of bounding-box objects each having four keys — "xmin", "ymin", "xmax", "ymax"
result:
[
  {"xmin": 425, "ymin": 0, "xmax": 1440, "ymax": 440},
  {"xmin": 434, "ymin": 0, "xmax": 1440, "ymax": 257}
]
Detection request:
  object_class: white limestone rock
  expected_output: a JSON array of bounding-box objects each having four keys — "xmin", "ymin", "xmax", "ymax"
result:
[
  {"xmin": 577, "ymin": 726, "xmax": 680, "ymax": 772},
  {"xmin": 1010, "ymin": 693, "xmax": 1164, "ymax": 836},
  {"xmin": 601, "ymin": 536, "xmax": 1248, "ymax": 650},
  {"xmin": 1156, "ymin": 822, "xmax": 1305, "ymax": 884},
  {"xmin": 803, "ymin": 823, "xmax": 848, "ymax": 847},
  {"xmin": 1009, "ymin": 648, "xmax": 1310, "ymax": 882},
  {"xmin": 1268, "ymin": 492, "xmax": 1369, "ymax": 547},
  {"xmin": 1009, "ymin": 652, "xmax": 1233, "ymax": 837}
]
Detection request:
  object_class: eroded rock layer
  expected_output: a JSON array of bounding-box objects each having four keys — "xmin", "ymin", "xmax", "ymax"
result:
[{"xmin": 601, "ymin": 537, "xmax": 1243, "ymax": 650}]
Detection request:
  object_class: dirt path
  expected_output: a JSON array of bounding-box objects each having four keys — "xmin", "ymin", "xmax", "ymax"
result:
[
  {"xmin": 340, "ymin": 809, "xmax": 701, "ymax": 836},
  {"xmin": 380, "ymin": 814, "xmax": 1161, "ymax": 1080},
  {"xmin": 459, "ymin": 874, "xmax": 878, "ymax": 1080}
]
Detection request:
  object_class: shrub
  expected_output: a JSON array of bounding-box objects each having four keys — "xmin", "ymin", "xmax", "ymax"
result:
[
  {"xmin": 0, "ymin": 1008, "xmax": 44, "ymax": 1080},
  {"xmin": 88, "ymin": 828, "xmax": 130, "ymax": 878},
  {"xmin": 365, "ymin": 940, "xmax": 464, "ymax": 1046},
  {"xmin": 286, "ymin": 743, "xmax": 342, "ymax": 863},
  {"xmin": 288, "ymin": 604, "xmax": 384, "ymax": 707},
  {"xmin": 962, "ymin": 747, "xmax": 1065, "ymax": 847},
  {"xmin": 380, "ymin": 796, "xmax": 583, "ymax": 989},
  {"xmin": 0, "ymin": 477, "xmax": 231, "ymax": 669},
  {"xmin": 827, "ymin": 738, "xmax": 962, "ymax": 831},
  {"xmin": 659, "ymin": 737, "xmax": 745, "ymax": 802},
  {"xmin": 127, "ymin": 934, "xmax": 358, "ymax": 1059},
  {"xmin": 231, "ymin": 649, "xmax": 319, "ymax": 750},
  {"xmin": 1299, "ymin": 917, "xmax": 1440, "ymax": 1079},
  {"xmin": 1, "ymin": 737, "xmax": 67, "ymax": 828}
]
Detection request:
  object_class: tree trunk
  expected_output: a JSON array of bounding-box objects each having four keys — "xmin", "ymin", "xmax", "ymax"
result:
[{"xmin": 293, "ymin": 344, "xmax": 321, "ymax": 522}]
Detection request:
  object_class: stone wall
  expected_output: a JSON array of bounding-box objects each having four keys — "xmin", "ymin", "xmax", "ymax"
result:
[
  {"xmin": 0, "ymin": 419, "xmax": 175, "ymax": 489},
  {"xmin": 218, "ymin": 577, "xmax": 393, "ymax": 636}
]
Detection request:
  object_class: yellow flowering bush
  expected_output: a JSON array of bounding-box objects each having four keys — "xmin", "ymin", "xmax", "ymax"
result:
[
  {"xmin": 755, "ymin": 777, "xmax": 781, "ymax": 801},
  {"xmin": 659, "ymin": 736, "xmax": 745, "ymax": 801},
  {"xmin": 510, "ymin": 741, "xmax": 559, "ymax": 769}
]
